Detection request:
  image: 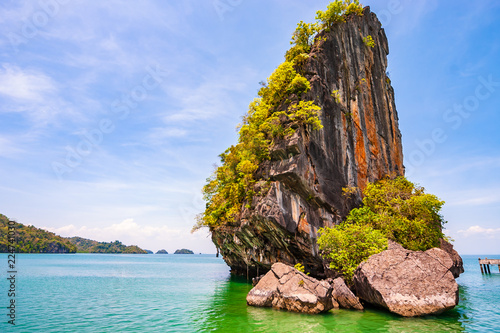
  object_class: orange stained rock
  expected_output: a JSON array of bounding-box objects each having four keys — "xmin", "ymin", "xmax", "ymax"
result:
[
  {"xmin": 352, "ymin": 103, "xmax": 368, "ymax": 190},
  {"xmin": 298, "ymin": 213, "xmax": 311, "ymax": 235}
]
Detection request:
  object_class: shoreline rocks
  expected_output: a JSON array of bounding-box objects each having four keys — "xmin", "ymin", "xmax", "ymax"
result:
[
  {"xmin": 439, "ymin": 239, "xmax": 464, "ymax": 278},
  {"xmin": 329, "ymin": 277, "xmax": 364, "ymax": 310},
  {"xmin": 353, "ymin": 241, "xmax": 459, "ymax": 317},
  {"xmin": 247, "ymin": 263, "xmax": 334, "ymax": 314},
  {"xmin": 247, "ymin": 263, "xmax": 366, "ymax": 314}
]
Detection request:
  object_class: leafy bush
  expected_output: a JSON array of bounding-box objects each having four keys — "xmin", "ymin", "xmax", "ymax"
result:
[
  {"xmin": 318, "ymin": 176, "xmax": 447, "ymax": 281},
  {"xmin": 331, "ymin": 89, "xmax": 341, "ymax": 103},
  {"xmin": 286, "ymin": 101, "xmax": 322, "ymax": 129},
  {"xmin": 363, "ymin": 35, "xmax": 375, "ymax": 48},
  {"xmin": 286, "ymin": 1, "xmax": 363, "ymax": 62},
  {"xmin": 318, "ymin": 223, "xmax": 387, "ymax": 282},
  {"xmin": 346, "ymin": 176, "xmax": 446, "ymax": 251},
  {"xmin": 316, "ymin": 1, "xmax": 363, "ymax": 30},
  {"xmin": 289, "ymin": 75, "xmax": 311, "ymax": 95},
  {"xmin": 290, "ymin": 21, "xmax": 319, "ymax": 53}
]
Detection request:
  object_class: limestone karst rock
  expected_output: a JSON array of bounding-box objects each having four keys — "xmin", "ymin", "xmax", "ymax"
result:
[{"xmin": 212, "ymin": 7, "xmax": 403, "ymax": 277}]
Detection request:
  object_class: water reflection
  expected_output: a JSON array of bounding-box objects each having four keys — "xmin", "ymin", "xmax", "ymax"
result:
[{"xmin": 191, "ymin": 275, "xmax": 466, "ymax": 332}]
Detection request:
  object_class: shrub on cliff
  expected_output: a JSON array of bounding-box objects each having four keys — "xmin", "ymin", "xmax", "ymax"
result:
[
  {"xmin": 318, "ymin": 223, "xmax": 387, "ymax": 282},
  {"xmin": 347, "ymin": 176, "xmax": 446, "ymax": 251},
  {"xmin": 316, "ymin": 0, "xmax": 363, "ymax": 29},
  {"xmin": 318, "ymin": 176, "xmax": 447, "ymax": 281},
  {"xmin": 193, "ymin": 61, "xmax": 322, "ymax": 232},
  {"xmin": 286, "ymin": 1, "xmax": 363, "ymax": 62}
]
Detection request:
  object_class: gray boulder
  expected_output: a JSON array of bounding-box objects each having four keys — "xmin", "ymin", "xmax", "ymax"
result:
[
  {"xmin": 330, "ymin": 277, "xmax": 364, "ymax": 310},
  {"xmin": 247, "ymin": 263, "xmax": 334, "ymax": 314},
  {"xmin": 353, "ymin": 241, "xmax": 459, "ymax": 317}
]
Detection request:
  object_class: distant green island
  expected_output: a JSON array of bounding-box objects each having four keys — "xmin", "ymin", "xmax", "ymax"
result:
[
  {"xmin": 174, "ymin": 249, "xmax": 194, "ymax": 254},
  {"xmin": 1, "ymin": 214, "xmax": 76, "ymax": 253},
  {"xmin": 67, "ymin": 237, "xmax": 147, "ymax": 254},
  {"xmin": 156, "ymin": 249, "xmax": 168, "ymax": 254},
  {"xmin": 0, "ymin": 214, "xmax": 147, "ymax": 254}
]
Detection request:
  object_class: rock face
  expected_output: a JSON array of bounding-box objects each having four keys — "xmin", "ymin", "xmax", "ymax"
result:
[
  {"xmin": 247, "ymin": 263, "xmax": 334, "ymax": 314},
  {"xmin": 353, "ymin": 241, "xmax": 459, "ymax": 317},
  {"xmin": 329, "ymin": 277, "xmax": 364, "ymax": 310},
  {"xmin": 439, "ymin": 239, "xmax": 464, "ymax": 278},
  {"xmin": 212, "ymin": 7, "xmax": 404, "ymax": 277}
]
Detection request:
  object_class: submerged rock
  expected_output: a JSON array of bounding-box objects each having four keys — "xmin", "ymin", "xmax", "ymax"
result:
[
  {"xmin": 247, "ymin": 263, "xmax": 334, "ymax": 314},
  {"xmin": 353, "ymin": 241, "xmax": 459, "ymax": 317}
]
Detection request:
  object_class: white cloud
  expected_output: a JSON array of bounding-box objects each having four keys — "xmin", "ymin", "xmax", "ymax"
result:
[
  {"xmin": 457, "ymin": 225, "xmax": 500, "ymax": 238},
  {"xmin": 45, "ymin": 218, "xmax": 179, "ymax": 244},
  {"xmin": 43, "ymin": 218, "xmax": 214, "ymax": 253},
  {"xmin": 0, "ymin": 64, "xmax": 57, "ymax": 102}
]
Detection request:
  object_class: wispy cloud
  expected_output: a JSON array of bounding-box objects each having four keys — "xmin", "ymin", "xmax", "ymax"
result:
[
  {"xmin": 163, "ymin": 79, "xmax": 241, "ymax": 123},
  {"xmin": 43, "ymin": 218, "xmax": 212, "ymax": 252},
  {"xmin": 44, "ymin": 218, "xmax": 181, "ymax": 242},
  {"xmin": 0, "ymin": 64, "xmax": 56, "ymax": 102},
  {"xmin": 457, "ymin": 225, "xmax": 500, "ymax": 238}
]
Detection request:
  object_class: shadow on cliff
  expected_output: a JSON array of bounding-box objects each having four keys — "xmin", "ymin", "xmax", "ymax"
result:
[{"xmin": 189, "ymin": 275, "xmax": 466, "ymax": 332}]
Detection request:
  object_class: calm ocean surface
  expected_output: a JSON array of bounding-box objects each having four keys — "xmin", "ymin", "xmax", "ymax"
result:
[{"xmin": 0, "ymin": 253, "xmax": 499, "ymax": 332}]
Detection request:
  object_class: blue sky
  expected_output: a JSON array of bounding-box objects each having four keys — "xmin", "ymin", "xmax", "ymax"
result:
[{"xmin": 0, "ymin": 0, "xmax": 499, "ymax": 254}]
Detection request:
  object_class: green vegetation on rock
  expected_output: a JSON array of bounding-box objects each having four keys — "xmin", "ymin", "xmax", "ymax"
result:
[
  {"xmin": 316, "ymin": 0, "xmax": 363, "ymax": 29},
  {"xmin": 363, "ymin": 35, "xmax": 375, "ymax": 48},
  {"xmin": 318, "ymin": 176, "xmax": 447, "ymax": 282},
  {"xmin": 194, "ymin": 59, "xmax": 322, "ymax": 231},
  {"xmin": 193, "ymin": 3, "xmax": 367, "ymax": 233},
  {"xmin": 286, "ymin": 0, "xmax": 363, "ymax": 62},
  {"xmin": 0, "ymin": 214, "xmax": 77, "ymax": 253},
  {"xmin": 318, "ymin": 223, "xmax": 387, "ymax": 282}
]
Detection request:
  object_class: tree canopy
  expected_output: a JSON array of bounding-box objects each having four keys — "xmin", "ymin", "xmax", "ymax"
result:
[{"xmin": 318, "ymin": 176, "xmax": 447, "ymax": 282}]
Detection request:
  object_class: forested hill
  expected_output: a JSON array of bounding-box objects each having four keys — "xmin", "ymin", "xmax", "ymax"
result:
[
  {"xmin": 0, "ymin": 214, "xmax": 147, "ymax": 254},
  {"xmin": 0, "ymin": 214, "xmax": 77, "ymax": 253},
  {"xmin": 67, "ymin": 237, "xmax": 147, "ymax": 254}
]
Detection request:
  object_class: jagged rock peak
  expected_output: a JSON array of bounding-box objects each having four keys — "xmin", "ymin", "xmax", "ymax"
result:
[{"xmin": 213, "ymin": 7, "xmax": 404, "ymax": 277}]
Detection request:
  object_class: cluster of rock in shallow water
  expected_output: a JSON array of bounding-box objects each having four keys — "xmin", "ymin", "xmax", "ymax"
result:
[{"xmin": 247, "ymin": 240, "xmax": 463, "ymax": 317}]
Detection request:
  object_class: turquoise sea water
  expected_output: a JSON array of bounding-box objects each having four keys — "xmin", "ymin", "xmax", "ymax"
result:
[{"xmin": 0, "ymin": 254, "xmax": 499, "ymax": 332}]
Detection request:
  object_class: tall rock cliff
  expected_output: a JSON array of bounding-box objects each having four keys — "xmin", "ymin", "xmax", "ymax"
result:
[{"xmin": 212, "ymin": 7, "xmax": 404, "ymax": 277}]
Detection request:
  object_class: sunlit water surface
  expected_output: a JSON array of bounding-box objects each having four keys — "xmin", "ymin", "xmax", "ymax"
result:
[{"xmin": 0, "ymin": 254, "xmax": 498, "ymax": 332}]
